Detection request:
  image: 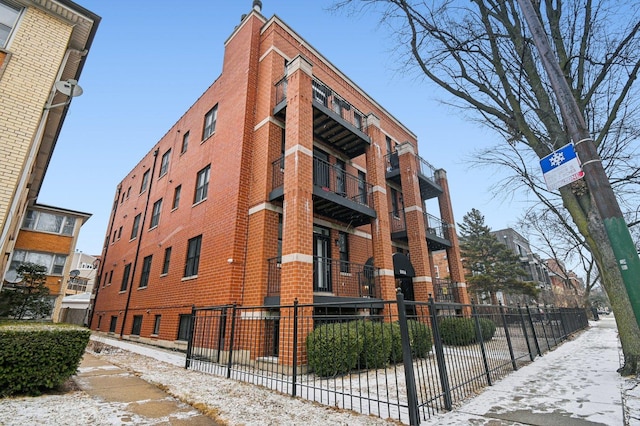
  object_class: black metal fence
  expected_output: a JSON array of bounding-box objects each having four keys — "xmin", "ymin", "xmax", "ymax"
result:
[{"xmin": 185, "ymin": 294, "xmax": 588, "ymax": 425}]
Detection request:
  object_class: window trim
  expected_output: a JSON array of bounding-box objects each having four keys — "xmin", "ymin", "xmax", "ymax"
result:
[
  {"xmin": 149, "ymin": 198, "xmax": 162, "ymax": 229},
  {"xmin": 202, "ymin": 104, "xmax": 218, "ymax": 140},
  {"xmin": 0, "ymin": 1, "xmax": 22, "ymax": 49},
  {"xmin": 172, "ymin": 185, "xmax": 181, "ymax": 210},
  {"xmin": 159, "ymin": 149, "xmax": 171, "ymax": 177},
  {"xmin": 193, "ymin": 165, "xmax": 211, "ymax": 204},
  {"xmin": 181, "ymin": 131, "xmax": 189, "ymax": 154},
  {"xmin": 184, "ymin": 235, "xmax": 202, "ymax": 278},
  {"xmin": 161, "ymin": 247, "xmax": 172, "ymax": 275},
  {"xmin": 130, "ymin": 213, "xmax": 141, "ymax": 240},
  {"xmin": 139, "ymin": 255, "xmax": 152, "ymax": 288},
  {"xmin": 140, "ymin": 169, "xmax": 150, "ymax": 194}
]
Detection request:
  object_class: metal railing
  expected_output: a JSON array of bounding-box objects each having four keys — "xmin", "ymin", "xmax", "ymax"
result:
[
  {"xmin": 424, "ymin": 212, "xmax": 448, "ymax": 240},
  {"xmin": 313, "ymin": 157, "xmax": 373, "ymax": 208},
  {"xmin": 433, "ymin": 278, "xmax": 455, "ymax": 302},
  {"xmin": 274, "ymin": 76, "xmax": 368, "ymax": 132},
  {"xmin": 384, "ymin": 151, "xmax": 438, "ymax": 183},
  {"xmin": 185, "ymin": 297, "xmax": 588, "ymax": 425},
  {"xmin": 267, "ymin": 256, "xmax": 380, "ymax": 299}
]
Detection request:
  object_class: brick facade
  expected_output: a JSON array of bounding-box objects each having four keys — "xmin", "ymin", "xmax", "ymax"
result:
[{"xmin": 90, "ymin": 9, "xmax": 468, "ymax": 358}]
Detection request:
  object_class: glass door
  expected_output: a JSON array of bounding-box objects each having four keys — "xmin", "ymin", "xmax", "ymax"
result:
[{"xmin": 313, "ymin": 226, "xmax": 332, "ymax": 292}]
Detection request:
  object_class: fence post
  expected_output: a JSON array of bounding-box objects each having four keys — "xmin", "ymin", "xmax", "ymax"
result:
[
  {"xmin": 537, "ymin": 306, "xmax": 551, "ymax": 351},
  {"xmin": 226, "ymin": 303, "xmax": 237, "ymax": 379},
  {"xmin": 472, "ymin": 301, "xmax": 492, "ymax": 386},
  {"xmin": 499, "ymin": 302, "xmax": 517, "ymax": 371},
  {"xmin": 518, "ymin": 304, "xmax": 535, "ymax": 362},
  {"xmin": 292, "ymin": 299, "xmax": 299, "ymax": 397},
  {"xmin": 525, "ymin": 305, "xmax": 542, "ymax": 357},
  {"xmin": 185, "ymin": 304, "xmax": 196, "ymax": 369},
  {"xmin": 429, "ymin": 295, "xmax": 453, "ymax": 411},
  {"xmin": 217, "ymin": 307, "xmax": 227, "ymax": 363},
  {"xmin": 397, "ymin": 290, "xmax": 420, "ymax": 425}
]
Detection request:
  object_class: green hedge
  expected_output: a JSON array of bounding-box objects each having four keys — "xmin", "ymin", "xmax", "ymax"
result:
[
  {"xmin": 307, "ymin": 322, "xmax": 363, "ymax": 377},
  {"xmin": 0, "ymin": 323, "xmax": 90, "ymax": 396},
  {"xmin": 408, "ymin": 320, "xmax": 433, "ymax": 358},
  {"xmin": 352, "ymin": 321, "xmax": 392, "ymax": 369},
  {"xmin": 439, "ymin": 316, "xmax": 496, "ymax": 346}
]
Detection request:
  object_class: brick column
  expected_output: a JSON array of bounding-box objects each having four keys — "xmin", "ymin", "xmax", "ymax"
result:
[
  {"xmin": 435, "ymin": 169, "xmax": 470, "ymax": 305},
  {"xmin": 364, "ymin": 114, "xmax": 396, "ymax": 305},
  {"xmin": 397, "ymin": 142, "xmax": 434, "ymax": 301},
  {"xmin": 279, "ymin": 56, "xmax": 314, "ymax": 365}
]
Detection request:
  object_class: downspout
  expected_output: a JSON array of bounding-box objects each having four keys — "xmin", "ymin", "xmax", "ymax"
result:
[
  {"xmin": 0, "ymin": 48, "xmax": 86, "ymax": 288},
  {"xmin": 87, "ymin": 185, "xmax": 121, "ymax": 328},
  {"xmin": 119, "ymin": 149, "xmax": 159, "ymax": 338}
]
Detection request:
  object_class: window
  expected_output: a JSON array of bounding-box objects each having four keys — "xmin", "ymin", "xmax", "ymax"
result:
[
  {"xmin": 109, "ymin": 316, "xmax": 118, "ymax": 333},
  {"xmin": 0, "ymin": 1, "xmax": 21, "ymax": 48},
  {"xmin": 194, "ymin": 165, "xmax": 210, "ymax": 203},
  {"xmin": 177, "ymin": 314, "xmax": 192, "ymax": 341},
  {"xmin": 338, "ymin": 232, "xmax": 349, "ymax": 273},
  {"xmin": 140, "ymin": 170, "xmax": 150, "ymax": 193},
  {"xmin": 139, "ymin": 255, "xmax": 152, "ymax": 288},
  {"xmin": 117, "ymin": 226, "xmax": 123, "ymax": 239},
  {"xmin": 120, "ymin": 263, "xmax": 131, "ymax": 292},
  {"xmin": 434, "ymin": 265, "xmax": 440, "ymax": 278},
  {"xmin": 336, "ymin": 159, "xmax": 346, "ymax": 196},
  {"xmin": 108, "ymin": 270, "xmax": 113, "ymax": 284},
  {"xmin": 126, "ymin": 186, "xmax": 131, "ymax": 198},
  {"xmin": 131, "ymin": 315, "xmax": 143, "ymax": 336},
  {"xmin": 181, "ymin": 131, "xmax": 189, "ymax": 153},
  {"xmin": 153, "ymin": 315, "xmax": 161, "ymax": 335},
  {"xmin": 150, "ymin": 198, "xmax": 162, "ymax": 228},
  {"xmin": 184, "ymin": 235, "xmax": 202, "ymax": 277},
  {"xmin": 203, "ymin": 104, "xmax": 218, "ymax": 139},
  {"xmin": 172, "ymin": 185, "xmax": 181, "ymax": 210},
  {"xmin": 390, "ymin": 188, "xmax": 399, "ymax": 216},
  {"xmin": 8, "ymin": 250, "xmax": 67, "ymax": 276},
  {"xmin": 22, "ymin": 210, "xmax": 76, "ymax": 236},
  {"xmin": 97, "ymin": 315, "xmax": 102, "ymax": 330},
  {"xmin": 112, "ymin": 230, "xmax": 117, "ymax": 243},
  {"xmin": 385, "ymin": 135, "xmax": 394, "ymax": 154},
  {"xmin": 131, "ymin": 214, "xmax": 141, "ymax": 239},
  {"xmin": 162, "ymin": 247, "xmax": 172, "ymax": 275},
  {"xmin": 357, "ymin": 171, "xmax": 367, "ymax": 205},
  {"xmin": 159, "ymin": 149, "xmax": 171, "ymax": 177},
  {"xmin": 354, "ymin": 112, "xmax": 363, "ymax": 130}
]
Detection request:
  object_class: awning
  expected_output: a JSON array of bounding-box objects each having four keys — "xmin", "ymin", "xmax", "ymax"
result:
[{"xmin": 393, "ymin": 253, "xmax": 415, "ymax": 278}]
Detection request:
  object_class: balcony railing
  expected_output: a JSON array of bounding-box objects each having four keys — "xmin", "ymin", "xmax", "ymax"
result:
[
  {"xmin": 424, "ymin": 212, "xmax": 448, "ymax": 240},
  {"xmin": 313, "ymin": 157, "xmax": 372, "ymax": 207},
  {"xmin": 384, "ymin": 151, "xmax": 442, "ymax": 199},
  {"xmin": 311, "ymin": 78, "xmax": 367, "ymax": 132},
  {"xmin": 433, "ymin": 278, "xmax": 456, "ymax": 302},
  {"xmin": 267, "ymin": 256, "xmax": 381, "ymax": 299}
]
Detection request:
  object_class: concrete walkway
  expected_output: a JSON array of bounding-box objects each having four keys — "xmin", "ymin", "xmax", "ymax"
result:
[
  {"xmin": 422, "ymin": 315, "xmax": 625, "ymax": 425},
  {"xmin": 73, "ymin": 353, "xmax": 222, "ymax": 425}
]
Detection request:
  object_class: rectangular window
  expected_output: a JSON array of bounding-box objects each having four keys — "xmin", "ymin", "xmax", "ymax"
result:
[
  {"xmin": 150, "ymin": 198, "xmax": 162, "ymax": 228},
  {"xmin": 112, "ymin": 230, "xmax": 117, "ymax": 243},
  {"xmin": 120, "ymin": 263, "xmax": 131, "ymax": 292},
  {"xmin": 181, "ymin": 131, "xmax": 189, "ymax": 153},
  {"xmin": 0, "ymin": 1, "xmax": 21, "ymax": 48},
  {"xmin": 139, "ymin": 255, "xmax": 152, "ymax": 288},
  {"xmin": 97, "ymin": 315, "xmax": 102, "ymax": 330},
  {"xmin": 126, "ymin": 186, "xmax": 131, "ymax": 198},
  {"xmin": 153, "ymin": 315, "xmax": 161, "ymax": 335},
  {"xmin": 140, "ymin": 170, "xmax": 150, "ymax": 193},
  {"xmin": 172, "ymin": 185, "xmax": 181, "ymax": 210},
  {"xmin": 131, "ymin": 315, "xmax": 143, "ymax": 336},
  {"xmin": 184, "ymin": 235, "xmax": 202, "ymax": 277},
  {"xmin": 177, "ymin": 314, "xmax": 192, "ymax": 341},
  {"xmin": 117, "ymin": 226, "xmax": 123, "ymax": 239},
  {"xmin": 8, "ymin": 250, "xmax": 67, "ymax": 276},
  {"xmin": 22, "ymin": 210, "xmax": 75, "ymax": 235},
  {"xmin": 162, "ymin": 247, "xmax": 172, "ymax": 275},
  {"xmin": 109, "ymin": 316, "xmax": 118, "ymax": 333},
  {"xmin": 108, "ymin": 270, "xmax": 113, "ymax": 284},
  {"xmin": 358, "ymin": 171, "xmax": 367, "ymax": 205},
  {"xmin": 203, "ymin": 104, "xmax": 218, "ymax": 139},
  {"xmin": 338, "ymin": 232, "xmax": 349, "ymax": 273},
  {"xmin": 159, "ymin": 149, "xmax": 171, "ymax": 177},
  {"xmin": 194, "ymin": 165, "xmax": 210, "ymax": 203},
  {"xmin": 354, "ymin": 112, "xmax": 363, "ymax": 130},
  {"xmin": 391, "ymin": 188, "xmax": 399, "ymax": 216},
  {"xmin": 131, "ymin": 213, "xmax": 141, "ymax": 239}
]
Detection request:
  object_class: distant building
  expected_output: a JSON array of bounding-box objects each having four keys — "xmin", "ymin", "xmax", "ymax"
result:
[
  {"xmin": 90, "ymin": 5, "xmax": 469, "ymax": 352},
  {"xmin": 6, "ymin": 204, "xmax": 90, "ymax": 320},
  {"xmin": 65, "ymin": 251, "xmax": 99, "ymax": 296},
  {"xmin": 544, "ymin": 258, "xmax": 584, "ymax": 307},
  {"xmin": 0, "ymin": 0, "xmax": 100, "ymax": 286}
]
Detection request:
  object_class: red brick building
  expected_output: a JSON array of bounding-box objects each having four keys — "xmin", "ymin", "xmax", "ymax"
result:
[{"xmin": 90, "ymin": 5, "xmax": 468, "ymax": 350}]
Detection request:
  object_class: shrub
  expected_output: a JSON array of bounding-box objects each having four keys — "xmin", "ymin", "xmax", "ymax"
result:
[
  {"xmin": 351, "ymin": 321, "xmax": 392, "ymax": 369},
  {"xmin": 387, "ymin": 322, "xmax": 403, "ymax": 363},
  {"xmin": 306, "ymin": 322, "xmax": 363, "ymax": 377},
  {"xmin": 478, "ymin": 317, "xmax": 497, "ymax": 341},
  {"xmin": 407, "ymin": 320, "xmax": 433, "ymax": 358},
  {"xmin": 0, "ymin": 323, "xmax": 90, "ymax": 396},
  {"xmin": 438, "ymin": 317, "xmax": 497, "ymax": 346}
]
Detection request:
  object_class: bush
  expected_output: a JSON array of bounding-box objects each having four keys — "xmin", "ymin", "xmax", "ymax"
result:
[
  {"xmin": 352, "ymin": 321, "xmax": 392, "ymax": 369},
  {"xmin": 0, "ymin": 323, "xmax": 90, "ymax": 396},
  {"xmin": 387, "ymin": 322, "xmax": 403, "ymax": 363},
  {"xmin": 307, "ymin": 322, "xmax": 363, "ymax": 377},
  {"xmin": 407, "ymin": 320, "xmax": 433, "ymax": 358},
  {"xmin": 438, "ymin": 316, "xmax": 497, "ymax": 346},
  {"xmin": 478, "ymin": 317, "xmax": 497, "ymax": 341}
]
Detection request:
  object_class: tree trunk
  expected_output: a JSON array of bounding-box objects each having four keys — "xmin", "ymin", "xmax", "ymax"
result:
[{"xmin": 564, "ymin": 189, "xmax": 640, "ymax": 375}]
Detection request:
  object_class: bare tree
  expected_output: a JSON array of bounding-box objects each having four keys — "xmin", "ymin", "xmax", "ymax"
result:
[{"xmin": 332, "ymin": 0, "xmax": 640, "ymax": 374}]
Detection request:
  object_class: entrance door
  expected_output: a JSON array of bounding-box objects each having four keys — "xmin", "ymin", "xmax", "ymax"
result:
[{"xmin": 313, "ymin": 226, "xmax": 332, "ymax": 292}]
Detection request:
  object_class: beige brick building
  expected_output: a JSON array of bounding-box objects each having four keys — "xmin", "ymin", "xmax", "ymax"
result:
[{"xmin": 0, "ymin": 0, "xmax": 99, "ymax": 284}]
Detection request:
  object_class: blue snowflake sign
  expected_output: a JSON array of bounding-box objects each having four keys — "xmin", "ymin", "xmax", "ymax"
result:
[{"xmin": 539, "ymin": 143, "xmax": 585, "ymax": 191}]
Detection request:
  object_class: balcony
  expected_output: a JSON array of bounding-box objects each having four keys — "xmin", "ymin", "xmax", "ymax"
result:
[
  {"xmin": 270, "ymin": 156, "xmax": 376, "ymax": 227},
  {"xmin": 433, "ymin": 278, "xmax": 456, "ymax": 302},
  {"xmin": 384, "ymin": 152, "xmax": 443, "ymax": 200},
  {"xmin": 389, "ymin": 211, "xmax": 452, "ymax": 251},
  {"xmin": 266, "ymin": 257, "xmax": 382, "ymax": 306},
  {"xmin": 274, "ymin": 77, "xmax": 370, "ymax": 159}
]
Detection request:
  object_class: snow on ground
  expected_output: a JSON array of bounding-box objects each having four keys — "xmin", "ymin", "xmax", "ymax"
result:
[{"xmin": 0, "ymin": 317, "xmax": 630, "ymax": 425}]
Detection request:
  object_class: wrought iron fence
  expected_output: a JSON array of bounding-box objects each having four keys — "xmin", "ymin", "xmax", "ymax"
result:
[{"xmin": 185, "ymin": 296, "xmax": 588, "ymax": 425}]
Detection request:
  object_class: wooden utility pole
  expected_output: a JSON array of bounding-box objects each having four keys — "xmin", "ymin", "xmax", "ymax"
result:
[{"xmin": 516, "ymin": 0, "xmax": 640, "ymax": 327}]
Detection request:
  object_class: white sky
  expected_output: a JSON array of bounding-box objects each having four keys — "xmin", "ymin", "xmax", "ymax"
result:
[{"xmin": 38, "ymin": 1, "xmax": 531, "ymax": 255}]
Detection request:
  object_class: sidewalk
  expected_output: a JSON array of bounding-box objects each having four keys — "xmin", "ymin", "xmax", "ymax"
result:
[
  {"xmin": 422, "ymin": 315, "xmax": 627, "ymax": 425},
  {"xmin": 73, "ymin": 352, "xmax": 222, "ymax": 425}
]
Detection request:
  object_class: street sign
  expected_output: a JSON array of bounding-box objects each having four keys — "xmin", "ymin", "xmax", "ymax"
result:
[{"xmin": 540, "ymin": 143, "xmax": 585, "ymax": 191}]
